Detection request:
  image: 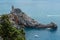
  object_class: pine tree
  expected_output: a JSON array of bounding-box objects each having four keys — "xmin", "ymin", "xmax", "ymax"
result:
[{"xmin": 0, "ymin": 14, "xmax": 25, "ymax": 40}]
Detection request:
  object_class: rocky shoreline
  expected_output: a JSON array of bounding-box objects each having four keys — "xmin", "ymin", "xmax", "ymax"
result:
[{"xmin": 8, "ymin": 6, "xmax": 57, "ymax": 30}]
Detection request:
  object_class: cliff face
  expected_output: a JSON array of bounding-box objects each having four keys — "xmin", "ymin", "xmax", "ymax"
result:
[{"xmin": 9, "ymin": 6, "xmax": 57, "ymax": 29}]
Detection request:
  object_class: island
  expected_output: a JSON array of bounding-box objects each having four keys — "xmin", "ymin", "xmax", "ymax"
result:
[{"xmin": 8, "ymin": 6, "xmax": 57, "ymax": 29}]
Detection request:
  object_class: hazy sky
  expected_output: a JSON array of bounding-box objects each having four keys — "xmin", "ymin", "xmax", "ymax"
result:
[{"xmin": 0, "ymin": 0, "xmax": 60, "ymax": 17}]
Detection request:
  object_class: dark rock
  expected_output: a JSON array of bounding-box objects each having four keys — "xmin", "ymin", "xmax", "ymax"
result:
[{"xmin": 14, "ymin": 8, "xmax": 22, "ymax": 13}]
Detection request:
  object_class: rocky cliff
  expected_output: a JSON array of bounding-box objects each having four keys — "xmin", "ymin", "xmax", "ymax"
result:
[{"xmin": 8, "ymin": 6, "xmax": 57, "ymax": 29}]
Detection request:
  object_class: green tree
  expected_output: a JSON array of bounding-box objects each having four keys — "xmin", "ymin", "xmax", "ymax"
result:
[{"xmin": 0, "ymin": 14, "xmax": 25, "ymax": 40}]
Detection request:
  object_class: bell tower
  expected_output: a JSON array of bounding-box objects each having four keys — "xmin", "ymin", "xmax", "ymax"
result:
[{"xmin": 12, "ymin": 5, "xmax": 14, "ymax": 12}]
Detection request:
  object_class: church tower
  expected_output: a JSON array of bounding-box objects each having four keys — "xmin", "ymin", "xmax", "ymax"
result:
[{"xmin": 12, "ymin": 5, "xmax": 14, "ymax": 12}]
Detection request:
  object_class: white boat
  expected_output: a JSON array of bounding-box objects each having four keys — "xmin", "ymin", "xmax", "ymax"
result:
[{"xmin": 34, "ymin": 35, "xmax": 39, "ymax": 37}]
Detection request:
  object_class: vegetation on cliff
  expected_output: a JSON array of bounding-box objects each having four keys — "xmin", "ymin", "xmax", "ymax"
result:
[{"xmin": 0, "ymin": 14, "xmax": 25, "ymax": 40}]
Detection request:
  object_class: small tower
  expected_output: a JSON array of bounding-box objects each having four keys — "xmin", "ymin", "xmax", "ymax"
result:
[{"xmin": 12, "ymin": 5, "xmax": 14, "ymax": 12}]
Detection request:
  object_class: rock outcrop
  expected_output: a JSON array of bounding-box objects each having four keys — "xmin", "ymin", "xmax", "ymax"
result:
[{"xmin": 9, "ymin": 6, "xmax": 57, "ymax": 29}]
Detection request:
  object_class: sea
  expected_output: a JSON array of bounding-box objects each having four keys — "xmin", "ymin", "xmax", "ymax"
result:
[{"xmin": 0, "ymin": 0, "xmax": 60, "ymax": 40}]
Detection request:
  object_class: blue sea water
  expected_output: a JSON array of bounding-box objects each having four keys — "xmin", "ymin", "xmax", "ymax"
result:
[{"xmin": 0, "ymin": 0, "xmax": 60, "ymax": 40}]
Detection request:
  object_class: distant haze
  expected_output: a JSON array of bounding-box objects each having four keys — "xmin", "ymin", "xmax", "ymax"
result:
[{"xmin": 0, "ymin": 0, "xmax": 60, "ymax": 17}]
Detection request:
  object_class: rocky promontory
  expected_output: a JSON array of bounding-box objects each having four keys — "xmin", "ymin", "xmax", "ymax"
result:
[{"xmin": 8, "ymin": 6, "xmax": 57, "ymax": 29}]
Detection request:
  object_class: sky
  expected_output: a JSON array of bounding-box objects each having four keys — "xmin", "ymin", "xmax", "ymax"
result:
[{"xmin": 0, "ymin": 0, "xmax": 60, "ymax": 17}]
